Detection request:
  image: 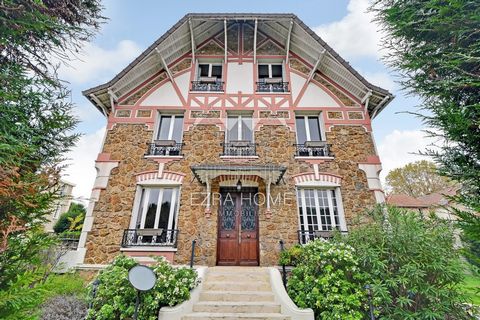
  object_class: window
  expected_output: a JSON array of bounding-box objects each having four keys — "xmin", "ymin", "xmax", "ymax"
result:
[
  {"xmin": 133, "ymin": 187, "xmax": 179, "ymax": 244},
  {"xmin": 258, "ymin": 64, "xmax": 283, "ymax": 80},
  {"xmin": 156, "ymin": 115, "xmax": 183, "ymax": 142},
  {"xmin": 227, "ymin": 115, "xmax": 253, "ymax": 142},
  {"xmin": 297, "ymin": 188, "xmax": 346, "ymax": 244},
  {"xmin": 198, "ymin": 63, "xmax": 222, "ymax": 79},
  {"xmin": 295, "ymin": 116, "xmax": 323, "ymax": 143}
]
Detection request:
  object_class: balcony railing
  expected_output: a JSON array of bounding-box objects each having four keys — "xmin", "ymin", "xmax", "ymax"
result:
[
  {"xmin": 294, "ymin": 142, "xmax": 332, "ymax": 157},
  {"xmin": 121, "ymin": 229, "xmax": 179, "ymax": 247},
  {"xmin": 146, "ymin": 141, "xmax": 183, "ymax": 156},
  {"xmin": 298, "ymin": 229, "xmax": 348, "ymax": 245},
  {"xmin": 222, "ymin": 141, "xmax": 256, "ymax": 156},
  {"xmin": 256, "ymin": 81, "xmax": 289, "ymax": 93},
  {"xmin": 191, "ymin": 80, "xmax": 224, "ymax": 92}
]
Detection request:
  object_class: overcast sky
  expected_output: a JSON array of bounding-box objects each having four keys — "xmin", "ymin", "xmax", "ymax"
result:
[{"xmin": 61, "ymin": 0, "xmax": 432, "ymax": 200}]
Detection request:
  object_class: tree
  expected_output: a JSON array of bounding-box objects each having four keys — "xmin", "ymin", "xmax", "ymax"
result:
[
  {"xmin": 371, "ymin": 0, "xmax": 480, "ymax": 267},
  {"xmin": 385, "ymin": 160, "xmax": 454, "ymax": 196},
  {"xmin": 0, "ymin": 0, "xmax": 104, "ymax": 314},
  {"xmin": 53, "ymin": 203, "xmax": 86, "ymax": 234}
]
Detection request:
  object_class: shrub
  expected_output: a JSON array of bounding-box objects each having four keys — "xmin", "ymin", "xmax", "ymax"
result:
[
  {"xmin": 286, "ymin": 239, "xmax": 365, "ymax": 320},
  {"xmin": 87, "ymin": 255, "xmax": 199, "ymax": 320},
  {"xmin": 41, "ymin": 295, "xmax": 87, "ymax": 320},
  {"xmin": 53, "ymin": 203, "xmax": 85, "ymax": 234},
  {"xmin": 346, "ymin": 206, "xmax": 469, "ymax": 319}
]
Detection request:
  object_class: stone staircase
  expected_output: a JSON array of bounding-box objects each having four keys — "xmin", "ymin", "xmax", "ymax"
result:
[{"xmin": 181, "ymin": 266, "xmax": 291, "ymax": 320}]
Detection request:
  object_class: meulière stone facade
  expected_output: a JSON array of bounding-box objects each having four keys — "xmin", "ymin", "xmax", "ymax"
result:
[{"xmin": 84, "ymin": 122, "xmax": 377, "ymax": 266}]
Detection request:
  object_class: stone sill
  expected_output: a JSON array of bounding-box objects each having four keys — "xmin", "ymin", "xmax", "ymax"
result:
[
  {"xmin": 144, "ymin": 155, "xmax": 183, "ymax": 160},
  {"xmin": 294, "ymin": 156, "xmax": 335, "ymax": 161},
  {"xmin": 120, "ymin": 247, "xmax": 178, "ymax": 252},
  {"xmin": 256, "ymin": 92, "xmax": 290, "ymax": 95},
  {"xmin": 75, "ymin": 263, "xmax": 107, "ymax": 270},
  {"xmin": 190, "ymin": 90, "xmax": 224, "ymax": 94}
]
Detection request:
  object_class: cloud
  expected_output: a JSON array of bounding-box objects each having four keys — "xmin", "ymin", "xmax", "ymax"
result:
[
  {"xmin": 362, "ymin": 71, "xmax": 396, "ymax": 92},
  {"xmin": 377, "ymin": 129, "xmax": 437, "ymax": 181},
  {"xmin": 62, "ymin": 128, "xmax": 106, "ymax": 199},
  {"xmin": 313, "ymin": 0, "xmax": 384, "ymax": 59},
  {"xmin": 58, "ymin": 40, "xmax": 142, "ymax": 84}
]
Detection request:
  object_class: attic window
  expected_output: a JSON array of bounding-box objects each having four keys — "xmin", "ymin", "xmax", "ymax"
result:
[
  {"xmin": 192, "ymin": 63, "xmax": 223, "ymax": 92},
  {"xmin": 257, "ymin": 63, "xmax": 288, "ymax": 93}
]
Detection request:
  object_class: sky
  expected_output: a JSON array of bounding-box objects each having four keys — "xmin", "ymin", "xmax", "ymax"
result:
[{"xmin": 60, "ymin": 0, "xmax": 432, "ymax": 200}]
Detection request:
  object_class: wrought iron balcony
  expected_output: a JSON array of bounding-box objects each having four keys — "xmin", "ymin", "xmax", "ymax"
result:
[
  {"xmin": 191, "ymin": 80, "xmax": 224, "ymax": 92},
  {"xmin": 298, "ymin": 229, "xmax": 348, "ymax": 245},
  {"xmin": 146, "ymin": 141, "xmax": 183, "ymax": 156},
  {"xmin": 256, "ymin": 81, "xmax": 289, "ymax": 93},
  {"xmin": 222, "ymin": 141, "xmax": 256, "ymax": 157},
  {"xmin": 121, "ymin": 229, "xmax": 179, "ymax": 247},
  {"xmin": 294, "ymin": 141, "xmax": 332, "ymax": 157}
]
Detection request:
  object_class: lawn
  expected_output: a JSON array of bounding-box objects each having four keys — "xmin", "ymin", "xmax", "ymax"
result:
[
  {"xmin": 3, "ymin": 273, "xmax": 88, "ymax": 320},
  {"xmin": 462, "ymin": 272, "xmax": 480, "ymax": 305}
]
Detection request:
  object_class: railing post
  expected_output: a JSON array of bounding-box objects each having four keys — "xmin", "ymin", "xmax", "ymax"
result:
[
  {"xmin": 279, "ymin": 240, "xmax": 287, "ymax": 288},
  {"xmin": 190, "ymin": 239, "xmax": 197, "ymax": 268}
]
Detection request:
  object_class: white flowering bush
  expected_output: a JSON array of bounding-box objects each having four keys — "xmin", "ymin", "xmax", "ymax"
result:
[
  {"xmin": 285, "ymin": 239, "xmax": 365, "ymax": 320},
  {"xmin": 86, "ymin": 255, "xmax": 199, "ymax": 320}
]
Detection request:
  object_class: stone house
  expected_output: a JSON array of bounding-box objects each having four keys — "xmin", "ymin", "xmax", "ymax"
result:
[
  {"xmin": 77, "ymin": 13, "xmax": 393, "ymax": 268},
  {"xmin": 44, "ymin": 180, "xmax": 75, "ymax": 232}
]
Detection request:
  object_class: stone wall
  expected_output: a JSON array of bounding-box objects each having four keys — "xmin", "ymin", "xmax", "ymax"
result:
[{"xmin": 84, "ymin": 122, "xmax": 377, "ymax": 266}]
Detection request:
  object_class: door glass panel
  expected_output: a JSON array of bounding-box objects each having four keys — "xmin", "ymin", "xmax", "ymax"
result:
[
  {"xmin": 227, "ymin": 117, "xmax": 239, "ymax": 141},
  {"xmin": 143, "ymin": 188, "xmax": 159, "ymax": 229},
  {"xmin": 222, "ymin": 194, "xmax": 236, "ymax": 230},
  {"xmin": 171, "ymin": 116, "xmax": 183, "ymax": 142},
  {"xmin": 199, "ymin": 64, "xmax": 209, "ymax": 77},
  {"xmin": 308, "ymin": 117, "xmax": 322, "ymax": 141},
  {"xmin": 241, "ymin": 194, "xmax": 256, "ymax": 231},
  {"xmin": 135, "ymin": 188, "xmax": 146, "ymax": 229},
  {"xmin": 211, "ymin": 65, "xmax": 222, "ymax": 78},
  {"xmin": 295, "ymin": 117, "xmax": 307, "ymax": 144},
  {"xmin": 157, "ymin": 189, "xmax": 172, "ymax": 230},
  {"xmin": 157, "ymin": 116, "xmax": 171, "ymax": 140},
  {"xmin": 258, "ymin": 65, "xmax": 269, "ymax": 79},
  {"xmin": 271, "ymin": 65, "xmax": 283, "ymax": 78},
  {"xmin": 241, "ymin": 117, "xmax": 253, "ymax": 141},
  {"xmin": 318, "ymin": 190, "xmax": 332, "ymax": 230}
]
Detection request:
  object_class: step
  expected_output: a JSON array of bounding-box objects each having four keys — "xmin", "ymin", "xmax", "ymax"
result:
[
  {"xmin": 193, "ymin": 301, "xmax": 281, "ymax": 313},
  {"xmin": 205, "ymin": 273, "xmax": 270, "ymax": 282},
  {"xmin": 182, "ymin": 312, "xmax": 290, "ymax": 320},
  {"xmin": 203, "ymin": 281, "xmax": 271, "ymax": 291},
  {"xmin": 199, "ymin": 291, "xmax": 275, "ymax": 302}
]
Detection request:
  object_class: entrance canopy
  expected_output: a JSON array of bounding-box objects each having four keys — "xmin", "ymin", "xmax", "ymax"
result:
[{"xmin": 191, "ymin": 164, "xmax": 287, "ymax": 185}]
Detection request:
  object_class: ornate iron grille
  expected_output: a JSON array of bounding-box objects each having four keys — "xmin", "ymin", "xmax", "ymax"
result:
[
  {"xmin": 294, "ymin": 143, "xmax": 332, "ymax": 157},
  {"xmin": 222, "ymin": 142, "xmax": 257, "ymax": 156},
  {"xmin": 121, "ymin": 229, "xmax": 179, "ymax": 247},
  {"xmin": 146, "ymin": 143, "xmax": 183, "ymax": 156},
  {"xmin": 191, "ymin": 80, "xmax": 224, "ymax": 92},
  {"xmin": 256, "ymin": 81, "xmax": 289, "ymax": 93}
]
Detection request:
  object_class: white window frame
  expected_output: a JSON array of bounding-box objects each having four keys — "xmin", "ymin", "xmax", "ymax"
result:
[
  {"xmin": 258, "ymin": 62, "xmax": 284, "ymax": 79},
  {"xmin": 197, "ymin": 63, "xmax": 223, "ymax": 80},
  {"xmin": 155, "ymin": 114, "xmax": 183, "ymax": 142},
  {"xmin": 226, "ymin": 114, "xmax": 254, "ymax": 142},
  {"xmin": 130, "ymin": 185, "xmax": 181, "ymax": 232},
  {"xmin": 296, "ymin": 187, "xmax": 347, "ymax": 233},
  {"xmin": 295, "ymin": 114, "xmax": 326, "ymax": 142}
]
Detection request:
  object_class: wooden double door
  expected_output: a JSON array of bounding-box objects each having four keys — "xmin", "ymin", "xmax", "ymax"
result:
[{"xmin": 217, "ymin": 188, "xmax": 259, "ymax": 266}]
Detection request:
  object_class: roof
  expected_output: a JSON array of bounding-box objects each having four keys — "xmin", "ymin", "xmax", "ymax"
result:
[
  {"xmin": 418, "ymin": 187, "xmax": 458, "ymax": 207},
  {"xmin": 386, "ymin": 194, "xmax": 429, "ymax": 208},
  {"xmin": 191, "ymin": 164, "xmax": 287, "ymax": 185},
  {"xmin": 83, "ymin": 13, "xmax": 393, "ymax": 117}
]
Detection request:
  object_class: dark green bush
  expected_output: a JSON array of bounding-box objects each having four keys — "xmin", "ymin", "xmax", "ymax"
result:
[
  {"xmin": 53, "ymin": 203, "xmax": 85, "ymax": 234},
  {"xmin": 86, "ymin": 255, "xmax": 198, "ymax": 320}
]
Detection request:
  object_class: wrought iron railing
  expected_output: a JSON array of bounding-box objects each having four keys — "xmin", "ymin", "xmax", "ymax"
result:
[
  {"xmin": 298, "ymin": 229, "xmax": 348, "ymax": 245},
  {"xmin": 222, "ymin": 142, "xmax": 257, "ymax": 156},
  {"xmin": 256, "ymin": 81, "xmax": 289, "ymax": 93},
  {"xmin": 191, "ymin": 80, "xmax": 224, "ymax": 92},
  {"xmin": 121, "ymin": 229, "xmax": 179, "ymax": 247},
  {"xmin": 146, "ymin": 142, "xmax": 183, "ymax": 156},
  {"xmin": 58, "ymin": 235, "xmax": 80, "ymax": 250},
  {"xmin": 294, "ymin": 143, "xmax": 332, "ymax": 157}
]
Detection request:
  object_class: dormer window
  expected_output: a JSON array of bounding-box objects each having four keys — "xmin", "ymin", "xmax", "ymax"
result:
[
  {"xmin": 192, "ymin": 63, "xmax": 223, "ymax": 92},
  {"xmin": 257, "ymin": 63, "xmax": 288, "ymax": 92}
]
